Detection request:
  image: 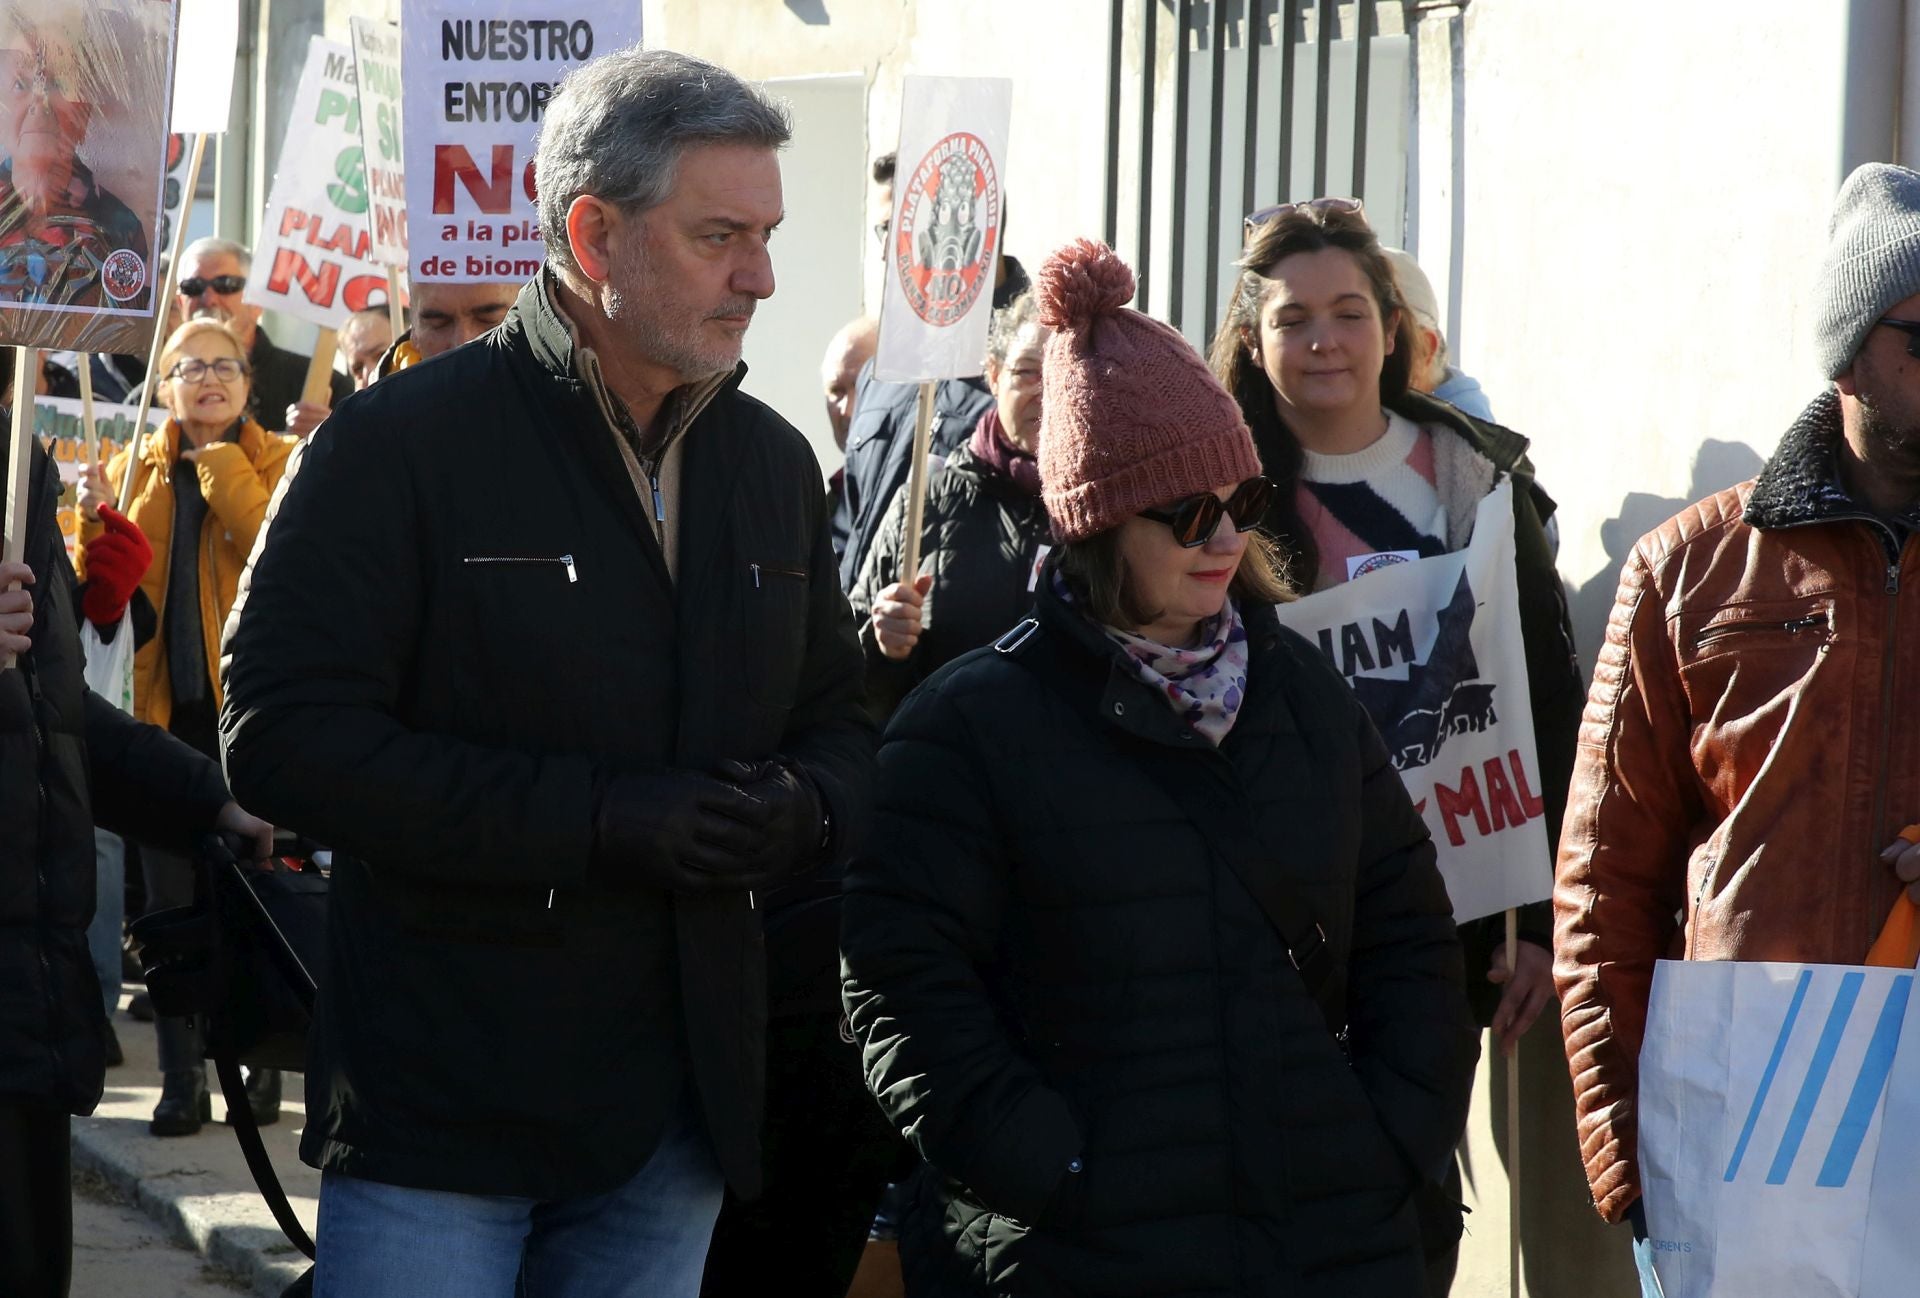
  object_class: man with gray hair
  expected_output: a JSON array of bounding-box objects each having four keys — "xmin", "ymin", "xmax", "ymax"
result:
[
  {"xmin": 1556, "ymin": 161, "xmax": 1920, "ymax": 1290},
  {"xmin": 220, "ymin": 47, "xmax": 873, "ymax": 1296},
  {"xmin": 174, "ymin": 235, "xmax": 351, "ymax": 434}
]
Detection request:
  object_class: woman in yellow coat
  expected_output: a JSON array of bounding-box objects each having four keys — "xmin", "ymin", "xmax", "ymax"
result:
[{"xmin": 80, "ymin": 316, "xmax": 294, "ymax": 1136}]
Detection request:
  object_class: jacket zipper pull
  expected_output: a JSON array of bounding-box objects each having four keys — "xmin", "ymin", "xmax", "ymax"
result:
[
  {"xmin": 1891, "ymin": 562, "xmax": 1903, "ymax": 596},
  {"xmin": 560, "ymin": 554, "xmax": 577, "ymax": 584},
  {"xmin": 752, "ymin": 563, "xmax": 761, "ymax": 589},
  {"xmin": 651, "ymin": 474, "xmax": 664, "ymax": 523}
]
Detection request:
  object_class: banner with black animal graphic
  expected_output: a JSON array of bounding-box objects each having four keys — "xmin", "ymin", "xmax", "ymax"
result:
[{"xmin": 1272, "ymin": 480, "xmax": 1550, "ymax": 922}]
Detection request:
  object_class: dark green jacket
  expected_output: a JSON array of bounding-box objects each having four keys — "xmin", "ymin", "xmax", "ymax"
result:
[{"xmin": 842, "ymin": 580, "xmax": 1478, "ymax": 1296}]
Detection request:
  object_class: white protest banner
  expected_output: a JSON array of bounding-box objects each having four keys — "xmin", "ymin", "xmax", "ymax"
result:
[
  {"xmin": 350, "ymin": 18, "xmax": 406, "ymax": 268},
  {"xmin": 1271, "ymin": 481, "xmax": 1549, "ymax": 922},
  {"xmin": 404, "ymin": 5, "xmax": 638, "ymax": 284},
  {"xmin": 170, "ymin": 0, "xmax": 236, "ymax": 132},
  {"xmin": 245, "ymin": 37, "xmax": 396, "ymax": 331},
  {"xmin": 1640, "ymin": 958, "xmax": 1920, "ymax": 1297},
  {"xmin": 873, "ymin": 76, "xmax": 1013, "ymax": 384},
  {"xmin": 0, "ymin": 0, "xmax": 181, "ymax": 355}
]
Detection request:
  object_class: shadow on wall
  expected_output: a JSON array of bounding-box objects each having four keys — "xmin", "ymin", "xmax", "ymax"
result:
[
  {"xmin": 1566, "ymin": 439, "xmax": 1768, "ymax": 680},
  {"xmin": 784, "ymin": 0, "xmax": 831, "ymax": 24}
]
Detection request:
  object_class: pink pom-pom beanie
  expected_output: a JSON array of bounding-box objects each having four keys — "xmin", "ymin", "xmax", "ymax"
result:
[{"xmin": 1035, "ymin": 239, "xmax": 1263, "ymax": 543}]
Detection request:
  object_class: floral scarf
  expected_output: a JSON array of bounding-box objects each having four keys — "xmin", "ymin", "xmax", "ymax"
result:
[{"xmin": 1103, "ymin": 600, "xmax": 1252, "ymax": 746}]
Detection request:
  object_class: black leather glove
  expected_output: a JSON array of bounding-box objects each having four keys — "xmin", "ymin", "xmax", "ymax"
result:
[
  {"xmin": 592, "ymin": 770, "xmax": 779, "ymax": 893},
  {"xmin": 711, "ymin": 757, "xmax": 828, "ymax": 883}
]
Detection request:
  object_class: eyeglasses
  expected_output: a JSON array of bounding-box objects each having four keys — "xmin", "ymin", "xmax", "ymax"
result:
[
  {"xmin": 1879, "ymin": 318, "xmax": 1920, "ymax": 360},
  {"xmin": 1139, "ymin": 477, "xmax": 1275, "ymax": 548},
  {"xmin": 178, "ymin": 275, "xmax": 246, "ymax": 298},
  {"xmin": 168, "ymin": 357, "xmax": 248, "ymax": 384},
  {"xmin": 1243, "ymin": 196, "xmax": 1364, "ymax": 235}
]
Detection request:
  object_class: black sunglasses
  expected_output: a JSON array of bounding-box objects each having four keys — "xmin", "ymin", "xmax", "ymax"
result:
[
  {"xmin": 1139, "ymin": 477, "xmax": 1275, "ymax": 548},
  {"xmin": 1243, "ymin": 196, "xmax": 1364, "ymax": 235},
  {"xmin": 1879, "ymin": 318, "xmax": 1920, "ymax": 360},
  {"xmin": 178, "ymin": 274, "xmax": 246, "ymax": 298}
]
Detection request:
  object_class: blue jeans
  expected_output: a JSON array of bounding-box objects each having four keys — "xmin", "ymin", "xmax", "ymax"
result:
[
  {"xmin": 313, "ymin": 1096, "xmax": 724, "ymax": 1298},
  {"xmin": 86, "ymin": 830, "xmax": 124, "ymax": 1017}
]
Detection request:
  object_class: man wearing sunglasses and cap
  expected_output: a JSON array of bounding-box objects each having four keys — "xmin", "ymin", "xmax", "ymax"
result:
[
  {"xmin": 1556, "ymin": 162, "xmax": 1920, "ymax": 1289},
  {"xmin": 174, "ymin": 237, "xmax": 350, "ymax": 434}
]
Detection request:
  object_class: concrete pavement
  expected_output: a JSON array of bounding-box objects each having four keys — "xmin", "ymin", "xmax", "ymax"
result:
[{"xmin": 72, "ymin": 993, "xmax": 316, "ymax": 1298}]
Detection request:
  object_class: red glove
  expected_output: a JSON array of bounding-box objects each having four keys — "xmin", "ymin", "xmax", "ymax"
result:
[{"xmin": 81, "ymin": 505, "xmax": 152, "ymax": 627}]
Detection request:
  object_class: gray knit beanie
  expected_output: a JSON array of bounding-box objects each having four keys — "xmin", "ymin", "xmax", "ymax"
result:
[{"xmin": 1816, "ymin": 163, "xmax": 1920, "ymax": 378}]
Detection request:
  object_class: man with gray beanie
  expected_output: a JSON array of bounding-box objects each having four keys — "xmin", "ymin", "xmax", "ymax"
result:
[
  {"xmin": 221, "ymin": 46, "xmax": 873, "ymax": 1296},
  {"xmin": 1554, "ymin": 160, "xmax": 1920, "ymax": 1291}
]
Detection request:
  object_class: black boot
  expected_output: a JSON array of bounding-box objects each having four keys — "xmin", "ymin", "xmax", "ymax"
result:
[
  {"xmin": 150, "ymin": 1067, "xmax": 210, "ymax": 1135},
  {"xmin": 151, "ymin": 1015, "xmax": 209, "ymax": 1136},
  {"xmin": 230, "ymin": 1066, "xmax": 282, "ymax": 1127}
]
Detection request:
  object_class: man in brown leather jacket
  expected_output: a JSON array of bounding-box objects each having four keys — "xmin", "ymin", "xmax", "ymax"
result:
[{"xmin": 1554, "ymin": 162, "xmax": 1920, "ymax": 1256}]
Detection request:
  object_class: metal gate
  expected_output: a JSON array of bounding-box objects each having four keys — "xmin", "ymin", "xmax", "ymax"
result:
[{"xmin": 1101, "ymin": 0, "xmax": 1419, "ymax": 344}]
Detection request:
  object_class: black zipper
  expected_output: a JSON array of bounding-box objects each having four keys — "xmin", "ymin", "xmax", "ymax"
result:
[
  {"xmin": 750, "ymin": 563, "xmax": 807, "ymax": 589},
  {"xmin": 463, "ymin": 554, "xmax": 578, "ymax": 583},
  {"xmin": 1871, "ymin": 551, "xmax": 1904, "ymax": 866},
  {"xmin": 1691, "ymin": 611, "xmax": 1831, "ymax": 651}
]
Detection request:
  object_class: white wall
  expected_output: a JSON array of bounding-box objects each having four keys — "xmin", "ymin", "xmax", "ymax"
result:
[
  {"xmin": 1411, "ymin": 0, "xmax": 1854, "ymax": 665},
  {"xmin": 741, "ymin": 73, "xmax": 868, "ymax": 476}
]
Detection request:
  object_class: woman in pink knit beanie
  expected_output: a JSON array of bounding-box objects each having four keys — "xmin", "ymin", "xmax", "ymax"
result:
[{"xmin": 841, "ymin": 239, "xmax": 1477, "ymax": 1298}]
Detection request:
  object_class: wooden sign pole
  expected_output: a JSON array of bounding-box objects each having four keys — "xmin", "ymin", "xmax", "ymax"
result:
[
  {"xmin": 386, "ymin": 266, "xmax": 405, "ymax": 339},
  {"xmin": 3, "ymin": 348, "xmax": 40, "ymax": 671},
  {"xmin": 898, "ymin": 382, "xmax": 938, "ymax": 579},
  {"xmin": 119, "ymin": 131, "xmax": 209, "ymax": 513},
  {"xmin": 300, "ymin": 329, "xmax": 339, "ymax": 408},
  {"xmin": 1507, "ymin": 905, "xmax": 1522, "ymax": 1298}
]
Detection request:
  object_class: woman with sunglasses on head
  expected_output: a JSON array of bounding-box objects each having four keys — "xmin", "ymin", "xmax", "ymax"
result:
[
  {"xmin": 80, "ymin": 318, "xmax": 295, "ymax": 1139},
  {"xmin": 842, "ymin": 240, "xmax": 1477, "ymax": 1298},
  {"xmin": 1214, "ymin": 202, "xmax": 1583, "ymax": 1292}
]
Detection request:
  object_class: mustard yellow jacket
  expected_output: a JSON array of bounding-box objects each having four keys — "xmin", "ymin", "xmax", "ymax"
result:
[{"xmin": 80, "ymin": 418, "xmax": 294, "ymax": 731}]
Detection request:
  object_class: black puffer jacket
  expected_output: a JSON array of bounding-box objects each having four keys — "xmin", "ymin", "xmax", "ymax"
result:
[
  {"xmin": 841, "ymin": 579, "xmax": 1478, "ymax": 1297},
  {"xmin": 847, "ymin": 442, "xmax": 1051, "ymax": 720},
  {"xmin": 0, "ymin": 434, "xmax": 228, "ymax": 1112}
]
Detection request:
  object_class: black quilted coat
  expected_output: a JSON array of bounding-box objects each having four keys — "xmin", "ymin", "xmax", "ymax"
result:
[{"xmin": 841, "ymin": 578, "xmax": 1479, "ymax": 1296}]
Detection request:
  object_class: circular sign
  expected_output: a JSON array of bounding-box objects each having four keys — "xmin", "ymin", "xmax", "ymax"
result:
[
  {"xmin": 100, "ymin": 249, "xmax": 147, "ymax": 303},
  {"xmin": 894, "ymin": 131, "xmax": 1000, "ymax": 327}
]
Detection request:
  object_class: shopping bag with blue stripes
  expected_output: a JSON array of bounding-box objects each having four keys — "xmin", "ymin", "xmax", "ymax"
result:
[{"xmin": 1639, "ymin": 959, "xmax": 1920, "ymax": 1297}]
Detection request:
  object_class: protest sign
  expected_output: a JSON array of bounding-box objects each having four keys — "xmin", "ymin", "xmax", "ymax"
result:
[
  {"xmin": 1640, "ymin": 958, "xmax": 1920, "ymax": 1297},
  {"xmin": 350, "ymin": 18, "xmax": 405, "ymax": 268},
  {"xmin": 874, "ymin": 76, "xmax": 1013, "ymax": 384},
  {"xmin": 41, "ymin": 390, "xmax": 164, "ymax": 559},
  {"xmin": 873, "ymin": 74, "xmax": 1012, "ymax": 578},
  {"xmin": 1272, "ymin": 481, "xmax": 1550, "ymax": 923},
  {"xmin": 170, "ymin": 0, "xmax": 236, "ymax": 132},
  {"xmin": 246, "ymin": 37, "xmax": 397, "ymax": 332},
  {"xmin": 403, "ymin": 3, "xmax": 638, "ymax": 284},
  {"xmin": 0, "ymin": 0, "xmax": 181, "ymax": 355}
]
